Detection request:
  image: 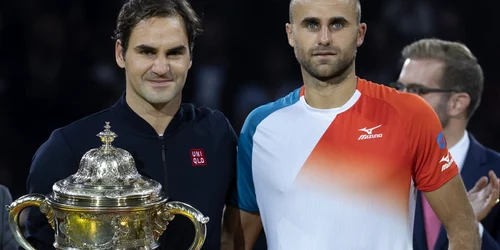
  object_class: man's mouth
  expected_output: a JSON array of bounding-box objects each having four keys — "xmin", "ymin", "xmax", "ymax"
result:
[
  {"xmin": 147, "ymin": 79, "xmax": 174, "ymax": 86},
  {"xmin": 313, "ymin": 51, "xmax": 336, "ymax": 56}
]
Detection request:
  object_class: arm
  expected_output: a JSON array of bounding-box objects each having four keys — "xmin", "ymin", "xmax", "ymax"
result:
[
  {"xmin": 221, "ymin": 110, "xmax": 263, "ymax": 250},
  {"xmin": 423, "ymin": 175, "xmax": 480, "ymax": 249},
  {"xmin": 408, "ymin": 95, "xmax": 480, "ymax": 250},
  {"xmin": 475, "ymin": 171, "xmax": 500, "ymax": 249},
  {"xmin": 468, "ymin": 170, "xmax": 500, "ymax": 246},
  {"xmin": 25, "ymin": 130, "xmax": 76, "ymax": 249},
  {"xmin": 221, "ymin": 205, "xmax": 263, "ymax": 250}
]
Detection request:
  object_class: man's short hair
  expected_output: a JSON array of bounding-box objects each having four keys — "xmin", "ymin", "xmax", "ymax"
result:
[
  {"xmin": 113, "ymin": 0, "xmax": 202, "ymax": 57},
  {"xmin": 289, "ymin": 0, "xmax": 361, "ymax": 24},
  {"xmin": 401, "ymin": 38, "xmax": 484, "ymax": 119}
]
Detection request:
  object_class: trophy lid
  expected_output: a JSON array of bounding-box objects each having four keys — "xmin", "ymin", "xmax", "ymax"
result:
[{"xmin": 50, "ymin": 122, "xmax": 165, "ymax": 208}]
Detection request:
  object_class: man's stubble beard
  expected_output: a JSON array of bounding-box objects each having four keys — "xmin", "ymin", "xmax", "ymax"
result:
[{"xmin": 295, "ymin": 42, "xmax": 357, "ymax": 84}]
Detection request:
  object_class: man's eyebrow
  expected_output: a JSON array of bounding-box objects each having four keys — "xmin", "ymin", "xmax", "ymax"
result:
[
  {"xmin": 134, "ymin": 44, "xmax": 156, "ymax": 52},
  {"xmin": 300, "ymin": 16, "xmax": 350, "ymax": 25},
  {"xmin": 329, "ymin": 16, "xmax": 349, "ymax": 24},
  {"xmin": 300, "ymin": 17, "xmax": 320, "ymax": 25},
  {"xmin": 133, "ymin": 45, "xmax": 187, "ymax": 53},
  {"xmin": 166, "ymin": 45, "xmax": 187, "ymax": 53}
]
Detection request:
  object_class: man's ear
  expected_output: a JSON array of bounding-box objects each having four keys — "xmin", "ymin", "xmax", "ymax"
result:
[
  {"xmin": 286, "ymin": 23, "xmax": 295, "ymax": 48},
  {"xmin": 115, "ymin": 40, "xmax": 126, "ymax": 68},
  {"xmin": 356, "ymin": 23, "xmax": 367, "ymax": 47},
  {"xmin": 448, "ymin": 93, "xmax": 471, "ymax": 118}
]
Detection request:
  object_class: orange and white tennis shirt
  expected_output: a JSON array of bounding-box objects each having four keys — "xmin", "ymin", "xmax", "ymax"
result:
[{"xmin": 233, "ymin": 78, "xmax": 459, "ymax": 250}]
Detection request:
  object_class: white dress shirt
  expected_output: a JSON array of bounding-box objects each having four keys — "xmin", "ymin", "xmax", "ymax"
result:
[
  {"xmin": 448, "ymin": 131, "xmax": 470, "ymax": 173},
  {"xmin": 448, "ymin": 131, "xmax": 484, "ymax": 236}
]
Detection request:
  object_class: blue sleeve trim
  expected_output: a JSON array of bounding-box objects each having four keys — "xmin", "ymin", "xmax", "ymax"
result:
[{"xmin": 230, "ymin": 88, "xmax": 301, "ymax": 212}]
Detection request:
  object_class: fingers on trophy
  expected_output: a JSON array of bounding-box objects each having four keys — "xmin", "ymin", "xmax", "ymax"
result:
[{"xmin": 6, "ymin": 122, "xmax": 209, "ymax": 250}]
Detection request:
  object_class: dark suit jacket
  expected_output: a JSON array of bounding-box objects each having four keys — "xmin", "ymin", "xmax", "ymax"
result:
[
  {"xmin": 1, "ymin": 185, "xmax": 18, "ymax": 250},
  {"xmin": 413, "ymin": 134, "xmax": 500, "ymax": 250}
]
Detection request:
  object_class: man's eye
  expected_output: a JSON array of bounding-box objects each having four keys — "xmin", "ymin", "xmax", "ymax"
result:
[
  {"xmin": 307, "ymin": 23, "xmax": 318, "ymax": 29},
  {"xmin": 332, "ymin": 23, "xmax": 343, "ymax": 29},
  {"xmin": 140, "ymin": 51, "xmax": 155, "ymax": 56},
  {"xmin": 408, "ymin": 87, "xmax": 423, "ymax": 94},
  {"xmin": 169, "ymin": 51, "xmax": 183, "ymax": 56}
]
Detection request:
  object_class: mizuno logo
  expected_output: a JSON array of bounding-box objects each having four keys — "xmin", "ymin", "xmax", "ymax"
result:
[
  {"xmin": 440, "ymin": 155, "xmax": 450, "ymax": 163},
  {"xmin": 358, "ymin": 124, "xmax": 383, "ymax": 140},
  {"xmin": 440, "ymin": 153, "xmax": 454, "ymax": 172},
  {"xmin": 358, "ymin": 124, "xmax": 381, "ymax": 135}
]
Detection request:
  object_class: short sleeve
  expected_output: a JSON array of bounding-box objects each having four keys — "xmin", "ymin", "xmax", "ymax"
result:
[
  {"xmin": 408, "ymin": 96, "xmax": 459, "ymax": 192},
  {"xmin": 227, "ymin": 88, "xmax": 302, "ymax": 212},
  {"xmin": 227, "ymin": 112, "xmax": 259, "ymax": 213}
]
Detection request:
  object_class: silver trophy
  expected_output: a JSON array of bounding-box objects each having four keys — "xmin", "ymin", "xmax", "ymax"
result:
[{"xmin": 7, "ymin": 122, "xmax": 209, "ymax": 250}]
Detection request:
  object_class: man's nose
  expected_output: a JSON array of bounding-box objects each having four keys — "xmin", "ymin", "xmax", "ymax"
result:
[
  {"xmin": 318, "ymin": 27, "xmax": 332, "ymax": 46},
  {"xmin": 152, "ymin": 56, "xmax": 170, "ymax": 76}
]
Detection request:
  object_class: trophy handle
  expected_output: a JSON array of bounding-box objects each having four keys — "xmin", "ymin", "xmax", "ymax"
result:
[
  {"xmin": 5, "ymin": 194, "xmax": 49, "ymax": 250},
  {"xmin": 155, "ymin": 201, "xmax": 210, "ymax": 250}
]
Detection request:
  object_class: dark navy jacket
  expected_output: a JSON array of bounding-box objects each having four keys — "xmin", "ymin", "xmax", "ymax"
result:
[
  {"xmin": 413, "ymin": 134, "xmax": 500, "ymax": 250},
  {"xmin": 1, "ymin": 185, "xmax": 18, "ymax": 250},
  {"xmin": 24, "ymin": 94, "xmax": 237, "ymax": 250}
]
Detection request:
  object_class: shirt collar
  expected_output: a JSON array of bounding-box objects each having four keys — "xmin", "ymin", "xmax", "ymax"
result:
[
  {"xmin": 448, "ymin": 130, "xmax": 470, "ymax": 172},
  {"xmin": 111, "ymin": 92, "xmax": 184, "ymax": 137}
]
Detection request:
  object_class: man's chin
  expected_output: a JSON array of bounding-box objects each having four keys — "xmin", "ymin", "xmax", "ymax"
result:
[
  {"xmin": 309, "ymin": 70, "xmax": 337, "ymax": 82},
  {"xmin": 143, "ymin": 95, "xmax": 172, "ymax": 105},
  {"xmin": 145, "ymin": 91, "xmax": 182, "ymax": 106}
]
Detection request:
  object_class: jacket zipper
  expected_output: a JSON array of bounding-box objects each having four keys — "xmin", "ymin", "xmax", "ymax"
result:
[{"xmin": 159, "ymin": 135, "xmax": 168, "ymax": 198}]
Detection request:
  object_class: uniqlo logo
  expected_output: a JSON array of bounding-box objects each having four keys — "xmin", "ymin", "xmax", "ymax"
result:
[{"xmin": 190, "ymin": 149, "xmax": 206, "ymax": 166}]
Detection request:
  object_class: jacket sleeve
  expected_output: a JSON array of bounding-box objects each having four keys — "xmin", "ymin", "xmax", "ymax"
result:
[
  {"xmin": 24, "ymin": 130, "xmax": 77, "ymax": 250},
  {"xmin": 215, "ymin": 111, "xmax": 238, "ymax": 205},
  {"xmin": 1, "ymin": 185, "xmax": 19, "ymax": 250},
  {"xmin": 480, "ymin": 230, "xmax": 500, "ymax": 250},
  {"xmin": 226, "ymin": 107, "xmax": 261, "ymax": 213}
]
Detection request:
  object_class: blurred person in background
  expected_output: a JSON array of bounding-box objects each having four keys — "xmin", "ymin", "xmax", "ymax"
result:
[
  {"xmin": 222, "ymin": 0, "xmax": 480, "ymax": 249},
  {"xmin": 395, "ymin": 38, "xmax": 500, "ymax": 250},
  {"xmin": 1, "ymin": 184, "xmax": 18, "ymax": 250},
  {"xmin": 23, "ymin": 0, "xmax": 237, "ymax": 249}
]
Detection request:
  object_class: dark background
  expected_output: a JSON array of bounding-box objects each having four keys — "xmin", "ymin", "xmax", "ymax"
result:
[{"xmin": 0, "ymin": 0, "xmax": 498, "ymax": 200}]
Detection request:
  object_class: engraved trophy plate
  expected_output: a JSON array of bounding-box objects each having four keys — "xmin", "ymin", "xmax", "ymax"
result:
[{"xmin": 7, "ymin": 122, "xmax": 209, "ymax": 250}]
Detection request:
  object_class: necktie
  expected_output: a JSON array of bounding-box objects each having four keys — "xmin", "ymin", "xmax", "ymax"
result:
[{"xmin": 422, "ymin": 193, "xmax": 441, "ymax": 250}]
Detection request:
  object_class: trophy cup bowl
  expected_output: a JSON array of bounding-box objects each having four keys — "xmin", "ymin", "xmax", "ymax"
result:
[{"xmin": 6, "ymin": 122, "xmax": 209, "ymax": 250}]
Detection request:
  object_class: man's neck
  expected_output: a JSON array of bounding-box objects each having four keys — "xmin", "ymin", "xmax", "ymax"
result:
[
  {"xmin": 302, "ymin": 69, "xmax": 358, "ymax": 109},
  {"xmin": 125, "ymin": 91, "xmax": 181, "ymax": 135},
  {"xmin": 443, "ymin": 120, "xmax": 467, "ymax": 148}
]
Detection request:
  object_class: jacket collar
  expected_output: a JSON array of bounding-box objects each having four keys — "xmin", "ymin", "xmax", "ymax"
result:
[{"xmin": 111, "ymin": 92, "xmax": 184, "ymax": 138}]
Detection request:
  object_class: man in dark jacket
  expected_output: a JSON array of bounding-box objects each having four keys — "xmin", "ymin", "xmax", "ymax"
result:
[
  {"xmin": 395, "ymin": 38, "xmax": 500, "ymax": 250},
  {"xmin": 23, "ymin": 0, "xmax": 237, "ymax": 249}
]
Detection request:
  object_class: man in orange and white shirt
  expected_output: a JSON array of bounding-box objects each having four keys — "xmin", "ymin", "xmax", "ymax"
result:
[{"xmin": 221, "ymin": 0, "xmax": 480, "ymax": 249}]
